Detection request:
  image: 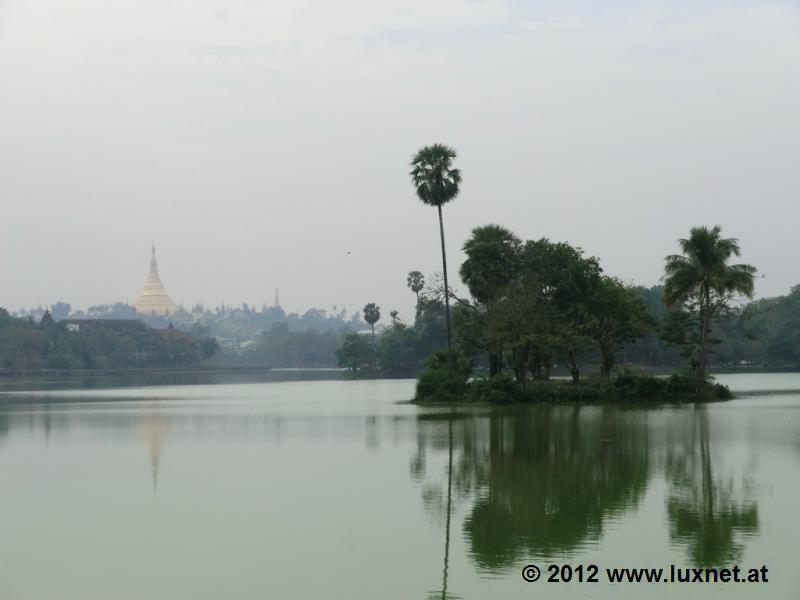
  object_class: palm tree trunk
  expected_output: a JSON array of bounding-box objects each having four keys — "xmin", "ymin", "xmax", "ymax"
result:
[
  {"xmin": 489, "ymin": 353, "xmax": 499, "ymax": 377},
  {"xmin": 437, "ymin": 204, "xmax": 453, "ymax": 353},
  {"xmin": 697, "ymin": 289, "xmax": 710, "ymax": 387},
  {"xmin": 371, "ymin": 324, "xmax": 376, "ymax": 370},
  {"xmin": 568, "ymin": 351, "xmax": 580, "ymax": 384},
  {"xmin": 599, "ymin": 341, "xmax": 614, "ymax": 379}
]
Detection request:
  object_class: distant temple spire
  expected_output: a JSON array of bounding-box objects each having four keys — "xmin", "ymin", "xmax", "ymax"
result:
[
  {"xmin": 134, "ymin": 244, "xmax": 178, "ymax": 315},
  {"xmin": 274, "ymin": 288, "xmax": 280, "ymax": 308}
]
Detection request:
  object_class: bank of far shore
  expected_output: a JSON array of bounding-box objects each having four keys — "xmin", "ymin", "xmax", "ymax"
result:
[
  {"xmin": 0, "ymin": 366, "xmax": 359, "ymax": 378},
  {"xmin": 0, "ymin": 364, "xmax": 747, "ymax": 403},
  {"xmin": 0, "ymin": 366, "xmax": 355, "ymax": 393}
]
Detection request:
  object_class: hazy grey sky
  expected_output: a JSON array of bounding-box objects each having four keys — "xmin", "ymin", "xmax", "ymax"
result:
[{"xmin": 1, "ymin": 0, "xmax": 798, "ymax": 319}]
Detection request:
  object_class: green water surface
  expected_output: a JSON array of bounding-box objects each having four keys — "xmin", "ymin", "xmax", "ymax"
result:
[{"xmin": 0, "ymin": 373, "xmax": 798, "ymax": 599}]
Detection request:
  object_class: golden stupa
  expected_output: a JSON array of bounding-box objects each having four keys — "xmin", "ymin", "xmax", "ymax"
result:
[{"xmin": 134, "ymin": 244, "xmax": 178, "ymax": 315}]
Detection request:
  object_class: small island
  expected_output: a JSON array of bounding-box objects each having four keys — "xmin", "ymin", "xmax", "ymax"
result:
[{"xmin": 403, "ymin": 145, "xmax": 754, "ymax": 405}]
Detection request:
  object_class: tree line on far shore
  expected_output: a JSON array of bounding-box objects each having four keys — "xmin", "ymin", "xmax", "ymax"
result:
[{"xmin": 0, "ymin": 310, "xmax": 217, "ymax": 371}]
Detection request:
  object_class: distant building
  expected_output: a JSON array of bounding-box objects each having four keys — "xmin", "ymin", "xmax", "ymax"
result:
[
  {"xmin": 62, "ymin": 319, "xmax": 147, "ymax": 333},
  {"xmin": 134, "ymin": 244, "xmax": 178, "ymax": 316}
]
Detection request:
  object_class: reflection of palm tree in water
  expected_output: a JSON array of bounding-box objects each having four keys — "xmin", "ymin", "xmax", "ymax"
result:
[
  {"xmin": 666, "ymin": 407, "xmax": 758, "ymax": 566},
  {"xmin": 141, "ymin": 408, "xmax": 168, "ymax": 492},
  {"xmin": 427, "ymin": 416, "xmax": 459, "ymax": 600}
]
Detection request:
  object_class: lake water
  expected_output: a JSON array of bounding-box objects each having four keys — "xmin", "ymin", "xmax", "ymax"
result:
[{"xmin": 1, "ymin": 373, "xmax": 799, "ymax": 599}]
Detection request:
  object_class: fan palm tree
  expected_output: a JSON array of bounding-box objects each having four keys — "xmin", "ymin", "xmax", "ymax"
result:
[
  {"xmin": 460, "ymin": 225, "xmax": 521, "ymax": 305},
  {"xmin": 363, "ymin": 303, "xmax": 381, "ymax": 340},
  {"xmin": 663, "ymin": 226, "xmax": 756, "ymax": 385},
  {"xmin": 407, "ymin": 271, "xmax": 425, "ymax": 305},
  {"xmin": 410, "ymin": 144, "xmax": 462, "ymax": 352},
  {"xmin": 460, "ymin": 225, "xmax": 521, "ymax": 377}
]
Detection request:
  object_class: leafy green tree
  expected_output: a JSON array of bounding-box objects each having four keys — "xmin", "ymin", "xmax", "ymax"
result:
[
  {"xmin": 406, "ymin": 271, "xmax": 425, "ymax": 306},
  {"xmin": 664, "ymin": 226, "xmax": 757, "ymax": 385},
  {"xmin": 452, "ymin": 303, "xmax": 488, "ymax": 367},
  {"xmin": 50, "ymin": 302, "xmax": 71, "ymax": 321},
  {"xmin": 413, "ymin": 296, "xmax": 448, "ymax": 360},
  {"xmin": 335, "ymin": 333, "xmax": 372, "ymax": 372},
  {"xmin": 410, "ymin": 144, "xmax": 462, "ymax": 353},
  {"xmin": 588, "ymin": 277, "xmax": 651, "ymax": 378},
  {"xmin": 520, "ymin": 239, "xmax": 602, "ymax": 383},
  {"xmin": 378, "ymin": 322, "xmax": 418, "ymax": 371},
  {"xmin": 621, "ymin": 286, "xmax": 686, "ymax": 368},
  {"xmin": 485, "ymin": 272, "xmax": 548, "ymax": 383}
]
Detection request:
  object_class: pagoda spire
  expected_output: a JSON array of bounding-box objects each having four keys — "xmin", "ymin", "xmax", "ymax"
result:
[
  {"xmin": 149, "ymin": 243, "xmax": 160, "ymax": 276},
  {"xmin": 134, "ymin": 243, "xmax": 177, "ymax": 315}
]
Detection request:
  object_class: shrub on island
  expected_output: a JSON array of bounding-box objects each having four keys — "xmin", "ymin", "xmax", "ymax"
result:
[
  {"xmin": 414, "ymin": 362, "xmax": 732, "ymax": 404},
  {"xmin": 414, "ymin": 350, "xmax": 473, "ymax": 403}
]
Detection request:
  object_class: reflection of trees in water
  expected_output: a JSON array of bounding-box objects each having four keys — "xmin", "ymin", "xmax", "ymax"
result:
[
  {"xmin": 413, "ymin": 406, "xmax": 651, "ymax": 584},
  {"xmin": 465, "ymin": 408, "xmax": 650, "ymax": 568},
  {"xmin": 412, "ymin": 411, "xmax": 490, "ymax": 537},
  {"xmin": 665, "ymin": 407, "xmax": 758, "ymax": 566},
  {"xmin": 365, "ymin": 415, "xmax": 379, "ymax": 452},
  {"xmin": 414, "ymin": 406, "xmax": 763, "ymax": 577}
]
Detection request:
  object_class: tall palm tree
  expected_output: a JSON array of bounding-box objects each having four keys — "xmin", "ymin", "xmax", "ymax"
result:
[
  {"xmin": 663, "ymin": 226, "xmax": 756, "ymax": 385},
  {"xmin": 410, "ymin": 144, "xmax": 462, "ymax": 353},
  {"xmin": 406, "ymin": 271, "xmax": 425, "ymax": 305},
  {"xmin": 363, "ymin": 303, "xmax": 381, "ymax": 370},
  {"xmin": 363, "ymin": 303, "xmax": 381, "ymax": 340}
]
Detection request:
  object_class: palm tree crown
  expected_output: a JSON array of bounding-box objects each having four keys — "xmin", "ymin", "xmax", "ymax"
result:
[
  {"xmin": 363, "ymin": 303, "xmax": 381, "ymax": 329},
  {"xmin": 410, "ymin": 144, "xmax": 461, "ymax": 207},
  {"xmin": 407, "ymin": 271, "xmax": 425, "ymax": 296},
  {"xmin": 664, "ymin": 226, "xmax": 756, "ymax": 306},
  {"xmin": 460, "ymin": 224, "xmax": 521, "ymax": 305}
]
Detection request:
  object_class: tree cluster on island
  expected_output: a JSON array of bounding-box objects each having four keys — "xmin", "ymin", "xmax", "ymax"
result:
[{"xmin": 400, "ymin": 143, "xmax": 757, "ymax": 403}]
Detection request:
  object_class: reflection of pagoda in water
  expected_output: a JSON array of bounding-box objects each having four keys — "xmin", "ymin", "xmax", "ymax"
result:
[
  {"xmin": 134, "ymin": 244, "xmax": 177, "ymax": 315},
  {"xmin": 141, "ymin": 410, "xmax": 167, "ymax": 491}
]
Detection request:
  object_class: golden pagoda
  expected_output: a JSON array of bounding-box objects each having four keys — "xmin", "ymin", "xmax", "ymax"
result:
[{"xmin": 134, "ymin": 244, "xmax": 178, "ymax": 315}]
